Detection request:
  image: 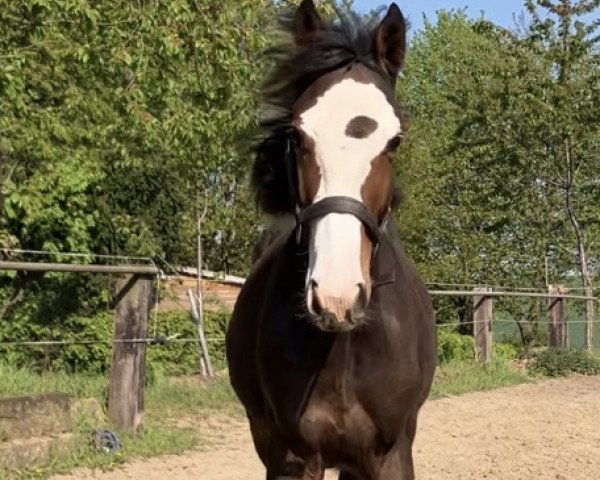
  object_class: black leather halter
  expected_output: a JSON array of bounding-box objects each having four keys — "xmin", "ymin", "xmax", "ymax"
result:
[
  {"xmin": 297, "ymin": 196, "xmax": 386, "ymax": 246},
  {"xmin": 294, "ymin": 196, "xmax": 394, "ymax": 286}
]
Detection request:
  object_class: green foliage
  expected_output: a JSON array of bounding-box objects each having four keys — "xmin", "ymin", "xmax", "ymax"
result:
[
  {"xmin": 0, "ymin": 0, "xmax": 271, "ymax": 272},
  {"xmin": 492, "ymin": 341, "xmax": 520, "ymax": 361},
  {"xmin": 436, "ymin": 328, "xmax": 475, "ymax": 364},
  {"xmin": 396, "ymin": 3, "xmax": 598, "ymax": 342},
  {"xmin": 0, "ymin": 308, "xmax": 230, "ymax": 375},
  {"xmin": 0, "ymin": 274, "xmax": 114, "ymax": 372},
  {"xmin": 437, "ymin": 328, "xmax": 521, "ymax": 364},
  {"xmin": 530, "ymin": 348, "xmax": 600, "ymax": 377},
  {"xmin": 147, "ymin": 310, "xmax": 230, "ymax": 376},
  {"xmin": 1, "ymin": 0, "xmax": 598, "ymax": 376}
]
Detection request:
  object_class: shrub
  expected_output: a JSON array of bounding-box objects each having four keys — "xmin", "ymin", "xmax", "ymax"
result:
[
  {"xmin": 0, "ymin": 309, "xmax": 114, "ymax": 373},
  {"xmin": 436, "ymin": 328, "xmax": 475, "ymax": 363},
  {"xmin": 0, "ymin": 307, "xmax": 231, "ymax": 375},
  {"xmin": 530, "ymin": 348, "xmax": 600, "ymax": 377},
  {"xmin": 146, "ymin": 310, "xmax": 230, "ymax": 375},
  {"xmin": 436, "ymin": 328, "xmax": 521, "ymax": 364},
  {"xmin": 493, "ymin": 342, "xmax": 520, "ymax": 360}
]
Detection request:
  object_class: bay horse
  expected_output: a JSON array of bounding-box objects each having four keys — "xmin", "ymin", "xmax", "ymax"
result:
[{"xmin": 226, "ymin": 1, "xmax": 437, "ymax": 478}]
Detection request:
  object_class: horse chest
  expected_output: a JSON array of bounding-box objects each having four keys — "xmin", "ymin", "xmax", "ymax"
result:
[
  {"xmin": 294, "ymin": 338, "xmax": 395, "ymax": 458},
  {"xmin": 298, "ymin": 375, "xmax": 379, "ymax": 456},
  {"xmin": 294, "ymin": 338, "xmax": 422, "ymax": 458}
]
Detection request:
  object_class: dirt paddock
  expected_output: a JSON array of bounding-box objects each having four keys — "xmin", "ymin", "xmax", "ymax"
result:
[{"xmin": 51, "ymin": 375, "xmax": 600, "ymax": 480}]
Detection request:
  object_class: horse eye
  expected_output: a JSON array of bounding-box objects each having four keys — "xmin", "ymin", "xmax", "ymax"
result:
[{"xmin": 387, "ymin": 134, "xmax": 403, "ymax": 151}]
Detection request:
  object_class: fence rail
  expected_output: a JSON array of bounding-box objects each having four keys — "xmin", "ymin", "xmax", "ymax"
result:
[
  {"xmin": 0, "ymin": 260, "xmax": 160, "ymax": 275},
  {"xmin": 429, "ymin": 289, "xmax": 595, "ymax": 301}
]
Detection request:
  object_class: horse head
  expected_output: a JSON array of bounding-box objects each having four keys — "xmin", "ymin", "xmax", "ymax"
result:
[{"xmin": 252, "ymin": 0, "xmax": 407, "ymax": 332}]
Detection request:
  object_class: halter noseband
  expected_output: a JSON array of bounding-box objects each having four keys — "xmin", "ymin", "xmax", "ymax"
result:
[{"xmin": 296, "ymin": 196, "xmax": 387, "ymax": 246}]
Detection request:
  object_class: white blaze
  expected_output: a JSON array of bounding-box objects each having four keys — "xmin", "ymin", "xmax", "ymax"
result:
[{"xmin": 299, "ymin": 78, "xmax": 401, "ymax": 298}]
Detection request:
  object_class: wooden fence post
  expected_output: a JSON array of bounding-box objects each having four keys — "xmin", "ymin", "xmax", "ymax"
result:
[
  {"xmin": 108, "ymin": 274, "xmax": 153, "ymax": 433},
  {"xmin": 548, "ymin": 285, "xmax": 568, "ymax": 348},
  {"xmin": 473, "ymin": 287, "xmax": 493, "ymax": 362}
]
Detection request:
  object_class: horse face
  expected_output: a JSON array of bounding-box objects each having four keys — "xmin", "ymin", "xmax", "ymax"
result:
[{"xmin": 293, "ymin": 64, "xmax": 402, "ymax": 331}]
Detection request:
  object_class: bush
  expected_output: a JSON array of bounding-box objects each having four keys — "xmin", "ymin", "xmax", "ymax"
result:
[
  {"xmin": 493, "ymin": 342, "xmax": 520, "ymax": 360},
  {"xmin": 436, "ymin": 328, "xmax": 521, "ymax": 364},
  {"xmin": 0, "ymin": 310, "xmax": 114, "ymax": 373},
  {"xmin": 146, "ymin": 310, "xmax": 230, "ymax": 375},
  {"xmin": 436, "ymin": 328, "xmax": 475, "ymax": 363},
  {"xmin": 0, "ymin": 307, "xmax": 231, "ymax": 375},
  {"xmin": 530, "ymin": 348, "xmax": 600, "ymax": 377}
]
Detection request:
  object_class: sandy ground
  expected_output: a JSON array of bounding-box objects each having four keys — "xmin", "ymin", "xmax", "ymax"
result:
[{"xmin": 50, "ymin": 375, "xmax": 600, "ymax": 480}]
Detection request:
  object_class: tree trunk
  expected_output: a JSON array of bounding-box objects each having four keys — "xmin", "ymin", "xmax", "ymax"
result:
[
  {"xmin": 196, "ymin": 197, "xmax": 209, "ymax": 376},
  {"xmin": 584, "ymin": 281, "xmax": 595, "ymax": 351},
  {"xmin": 563, "ymin": 137, "xmax": 595, "ymax": 351}
]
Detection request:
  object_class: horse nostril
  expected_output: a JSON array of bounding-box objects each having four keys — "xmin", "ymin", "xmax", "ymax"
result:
[{"xmin": 309, "ymin": 280, "xmax": 322, "ymax": 315}]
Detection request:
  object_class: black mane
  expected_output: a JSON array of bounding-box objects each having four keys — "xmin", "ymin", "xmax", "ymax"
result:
[{"xmin": 251, "ymin": 6, "xmax": 395, "ymax": 215}]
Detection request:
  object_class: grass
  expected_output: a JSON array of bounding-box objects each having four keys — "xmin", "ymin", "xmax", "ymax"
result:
[
  {"xmin": 0, "ymin": 365, "xmax": 238, "ymax": 479},
  {"xmin": 0, "ymin": 363, "xmax": 238, "ymax": 417},
  {"xmin": 0, "ymin": 363, "xmax": 107, "ymax": 399},
  {"xmin": 4, "ymin": 422, "xmax": 199, "ymax": 480},
  {"xmin": 430, "ymin": 358, "xmax": 529, "ymax": 399},
  {"xmin": 0, "ymin": 357, "xmax": 542, "ymax": 479},
  {"xmin": 146, "ymin": 374, "xmax": 239, "ymax": 420}
]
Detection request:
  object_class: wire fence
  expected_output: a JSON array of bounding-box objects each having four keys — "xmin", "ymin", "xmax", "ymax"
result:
[{"xmin": 1, "ymin": 318, "xmax": 598, "ymax": 349}]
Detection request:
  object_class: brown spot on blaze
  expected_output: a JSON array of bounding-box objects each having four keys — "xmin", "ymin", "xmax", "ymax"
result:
[
  {"xmin": 345, "ymin": 116, "xmax": 378, "ymax": 139},
  {"xmin": 345, "ymin": 63, "xmax": 405, "ymax": 126}
]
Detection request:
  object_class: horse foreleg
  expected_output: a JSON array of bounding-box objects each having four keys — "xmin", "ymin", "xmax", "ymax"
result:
[
  {"xmin": 266, "ymin": 464, "xmax": 325, "ymax": 480},
  {"xmin": 266, "ymin": 462, "xmax": 325, "ymax": 480},
  {"xmin": 373, "ymin": 413, "xmax": 418, "ymax": 480},
  {"xmin": 374, "ymin": 440, "xmax": 414, "ymax": 480},
  {"xmin": 266, "ymin": 449, "xmax": 324, "ymax": 480}
]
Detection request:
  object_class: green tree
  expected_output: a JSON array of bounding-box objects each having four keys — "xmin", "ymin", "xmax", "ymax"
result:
[
  {"xmin": 0, "ymin": 0, "xmax": 272, "ymax": 270},
  {"xmin": 395, "ymin": 6, "xmax": 598, "ymax": 346},
  {"xmin": 0, "ymin": 0, "xmax": 274, "ymax": 328},
  {"xmin": 395, "ymin": 11, "xmax": 555, "ymax": 340},
  {"xmin": 520, "ymin": 0, "xmax": 599, "ymax": 349}
]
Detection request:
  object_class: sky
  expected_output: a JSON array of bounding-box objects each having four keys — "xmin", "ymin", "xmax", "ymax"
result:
[{"xmin": 353, "ymin": 0, "xmax": 530, "ymax": 35}]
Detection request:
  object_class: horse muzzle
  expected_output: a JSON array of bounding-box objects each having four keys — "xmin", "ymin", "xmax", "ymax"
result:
[{"xmin": 306, "ymin": 280, "xmax": 369, "ymax": 332}]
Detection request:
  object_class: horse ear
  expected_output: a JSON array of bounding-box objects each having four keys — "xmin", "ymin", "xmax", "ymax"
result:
[
  {"xmin": 293, "ymin": 0, "xmax": 324, "ymax": 46},
  {"xmin": 374, "ymin": 3, "xmax": 406, "ymax": 79}
]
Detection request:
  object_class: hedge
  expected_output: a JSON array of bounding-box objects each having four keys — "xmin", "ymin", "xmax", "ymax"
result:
[{"xmin": 0, "ymin": 308, "xmax": 229, "ymax": 375}]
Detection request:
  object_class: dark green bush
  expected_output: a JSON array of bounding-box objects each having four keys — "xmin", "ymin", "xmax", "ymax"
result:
[
  {"xmin": 146, "ymin": 310, "xmax": 230, "ymax": 375},
  {"xmin": 530, "ymin": 348, "xmax": 600, "ymax": 377},
  {"xmin": 0, "ymin": 308, "xmax": 114, "ymax": 373}
]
